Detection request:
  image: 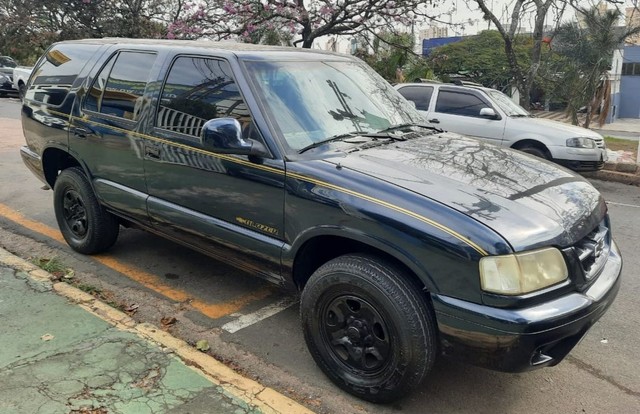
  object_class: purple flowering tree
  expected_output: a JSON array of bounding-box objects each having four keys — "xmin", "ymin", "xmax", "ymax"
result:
[{"xmin": 168, "ymin": 0, "xmax": 439, "ymax": 48}]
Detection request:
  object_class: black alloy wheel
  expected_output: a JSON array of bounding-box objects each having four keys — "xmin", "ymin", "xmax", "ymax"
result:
[
  {"xmin": 301, "ymin": 254, "xmax": 436, "ymax": 403},
  {"xmin": 53, "ymin": 167, "xmax": 119, "ymax": 254}
]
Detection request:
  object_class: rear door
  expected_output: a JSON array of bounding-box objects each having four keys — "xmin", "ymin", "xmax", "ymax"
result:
[
  {"xmin": 143, "ymin": 54, "xmax": 286, "ymax": 282},
  {"xmin": 71, "ymin": 49, "xmax": 159, "ymax": 223},
  {"xmin": 430, "ymin": 87, "xmax": 506, "ymax": 145}
]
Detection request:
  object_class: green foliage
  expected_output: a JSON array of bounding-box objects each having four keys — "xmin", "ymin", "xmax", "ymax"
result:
[
  {"xmin": 0, "ymin": 0, "xmax": 167, "ymax": 65},
  {"xmin": 357, "ymin": 32, "xmax": 435, "ymax": 83},
  {"xmin": 549, "ymin": 7, "xmax": 640, "ymax": 126},
  {"xmin": 427, "ymin": 30, "xmax": 534, "ymax": 91}
]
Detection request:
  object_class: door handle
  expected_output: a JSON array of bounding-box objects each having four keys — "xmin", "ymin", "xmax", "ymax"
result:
[
  {"xmin": 145, "ymin": 143, "xmax": 161, "ymax": 159},
  {"xmin": 72, "ymin": 127, "xmax": 88, "ymax": 138},
  {"xmin": 428, "ymin": 118, "xmax": 440, "ymax": 124}
]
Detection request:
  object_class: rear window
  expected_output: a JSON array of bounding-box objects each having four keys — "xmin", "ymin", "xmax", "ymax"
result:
[
  {"xmin": 26, "ymin": 44, "xmax": 98, "ymax": 106},
  {"xmin": 397, "ymin": 86, "xmax": 433, "ymax": 111}
]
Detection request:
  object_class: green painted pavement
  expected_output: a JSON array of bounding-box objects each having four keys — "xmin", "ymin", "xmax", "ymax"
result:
[{"xmin": 0, "ymin": 266, "xmax": 261, "ymax": 414}]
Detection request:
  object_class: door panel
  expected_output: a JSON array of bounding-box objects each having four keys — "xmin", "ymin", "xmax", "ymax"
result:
[
  {"xmin": 432, "ymin": 88, "xmax": 506, "ymax": 145},
  {"xmin": 71, "ymin": 50, "xmax": 158, "ymax": 223},
  {"xmin": 144, "ymin": 55, "xmax": 285, "ymax": 281}
]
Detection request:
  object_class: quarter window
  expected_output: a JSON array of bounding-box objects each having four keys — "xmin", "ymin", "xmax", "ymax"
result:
[
  {"xmin": 435, "ymin": 90, "xmax": 490, "ymax": 118},
  {"xmin": 27, "ymin": 44, "xmax": 98, "ymax": 106},
  {"xmin": 397, "ymin": 86, "xmax": 433, "ymax": 111},
  {"xmin": 156, "ymin": 57, "xmax": 251, "ymax": 138}
]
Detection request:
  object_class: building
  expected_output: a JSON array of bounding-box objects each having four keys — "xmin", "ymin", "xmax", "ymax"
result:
[
  {"xmin": 625, "ymin": 7, "xmax": 640, "ymax": 45},
  {"xmin": 419, "ymin": 26, "xmax": 448, "ymax": 40},
  {"xmin": 619, "ymin": 45, "xmax": 640, "ymax": 118}
]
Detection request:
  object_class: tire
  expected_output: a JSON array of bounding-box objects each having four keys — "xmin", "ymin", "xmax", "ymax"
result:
[
  {"xmin": 18, "ymin": 82, "xmax": 26, "ymax": 100},
  {"xmin": 300, "ymin": 254, "xmax": 436, "ymax": 403},
  {"xmin": 53, "ymin": 167, "xmax": 119, "ymax": 254},
  {"xmin": 519, "ymin": 145, "xmax": 549, "ymax": 160}
]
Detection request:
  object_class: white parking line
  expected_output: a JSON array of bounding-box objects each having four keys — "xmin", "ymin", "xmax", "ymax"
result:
[
  {"xmin": 221, "ymin": 296, "xmax": 298, "ymax": 333},
  {"xmin": 606, "ymin": 201, "xmax": 640, "ymax": 209}
]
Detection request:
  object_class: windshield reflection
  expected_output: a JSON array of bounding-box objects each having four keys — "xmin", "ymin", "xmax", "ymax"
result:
[
  {"xmin": 487, "ymin": 90, "xmax": 530, "ymax": 117},
  {"xmin": 244, "ymin": 60, "xmax": 423, "ymax": 151}
]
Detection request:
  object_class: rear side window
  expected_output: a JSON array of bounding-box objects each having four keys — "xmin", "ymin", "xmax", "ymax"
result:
[
  {"xmin": 435, "ymin": 89, "xmax": 489, "ymax": 118},
  {"xmin": 155, "ymin": 56, "xmax": 251, "ymax": 138},
  {"xmin": 85, "ymin": 51, "xmax": 157, "ymax": 121},
  {"xmin": 397, "ymin": 86, "xmax": 433, "ymax": 111},
  {"xmin": 27, "ymin": 44, "xmax": 98, "ymax": 106}
]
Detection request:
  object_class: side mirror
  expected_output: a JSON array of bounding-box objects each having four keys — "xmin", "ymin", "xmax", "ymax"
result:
[
  {"xmin": 201, "ymin": 118, "xmax": 269, "ymax": 157},
  {"xmin": 479, "ymin": 107, "xmax": 498, "ymax": 119}
]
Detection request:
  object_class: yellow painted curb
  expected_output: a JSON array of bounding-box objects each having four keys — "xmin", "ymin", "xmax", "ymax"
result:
[{"xmin": 0, "ymin": 248, "xmax": 314, "ymax": 414}]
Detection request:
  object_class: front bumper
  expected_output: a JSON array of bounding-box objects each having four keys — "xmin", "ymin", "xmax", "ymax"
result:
[
  {"xmin": 432, "ymin": 240, "xmax": 622, "ymax": 372},
  {"xmin": 551, "ymin": 146, "xmax": 607, "ymax": 171}
]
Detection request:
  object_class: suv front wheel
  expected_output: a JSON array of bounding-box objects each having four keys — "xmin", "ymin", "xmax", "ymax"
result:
[
  {"xmin": 300, "ymin": 254, "xmax": 436, "ymax": 403},
  {"xmin": 53, "ymin": 167, "xmax": 119, "ymax": 254}
]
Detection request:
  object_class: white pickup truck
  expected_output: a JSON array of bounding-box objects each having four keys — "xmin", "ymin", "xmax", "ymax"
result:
[{"xmin": 12, "ymin": 66, "xmax": 32, "ymax": 99}]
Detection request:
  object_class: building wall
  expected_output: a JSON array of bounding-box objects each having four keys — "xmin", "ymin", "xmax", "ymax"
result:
[{"xmin": 619, "ymin": 45, "xmax": 640, "ymax": 118}]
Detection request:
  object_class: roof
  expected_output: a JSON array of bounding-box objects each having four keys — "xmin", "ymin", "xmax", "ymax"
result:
[{"xmin": 54, "ymin": 38, "xmax": 354, "ymax": 61}]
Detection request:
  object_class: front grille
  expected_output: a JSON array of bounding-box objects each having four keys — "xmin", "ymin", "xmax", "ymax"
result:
[
  {"xmin": 593, "ymin": 137, "xmax": 605, "ymax": 149},
  {"xmin": 573, "ymin": 220, "xmax": 610, "ymax": 281}
]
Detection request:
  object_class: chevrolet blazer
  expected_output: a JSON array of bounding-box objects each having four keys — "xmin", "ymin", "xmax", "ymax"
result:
[{"xmin": 20, "ymin": 39, "xmax": 622, "ymax": 403}]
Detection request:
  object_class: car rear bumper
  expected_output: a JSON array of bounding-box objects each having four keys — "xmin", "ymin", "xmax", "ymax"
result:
[
  {"xmin": 431, "ymin": 240, "xmax": 622, "ymax": 372},
  {"xmin": 20, "ymin": 145, "xmax": 47, "ymax": 185}
]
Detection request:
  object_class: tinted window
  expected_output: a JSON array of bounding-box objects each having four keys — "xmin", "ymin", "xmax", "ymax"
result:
[
  {"xmin": 84, "ymin": 56, "xmax": 116, "ymax": 113},
  {"xmin": 98, "ymin": 52, "xmax": 156, "ymax": 120},
  {"xmin": 27, "ymin": 44, "xmax": 98, "ymax": 106},
  {"xmin": 435, "ymin": 90, "xmax": 489, "ymax": 117},
  {"xmin": 397, "ymin": 86, "xmax": 433, "ymax": 111},
  {"xmin": 156, "ymin": 57, "xmax": 251, "ymax": 138}
]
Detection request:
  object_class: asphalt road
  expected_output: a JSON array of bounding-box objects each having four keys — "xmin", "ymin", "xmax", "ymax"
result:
[{"xmin": 1, "ymin": 96, "xmax": 639, "ymax": 413}]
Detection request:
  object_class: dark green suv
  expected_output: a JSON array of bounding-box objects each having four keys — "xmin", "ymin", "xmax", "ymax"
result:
[{"xmin": 20, "ymin": 39, "xmax": 622, "ymax": 403}]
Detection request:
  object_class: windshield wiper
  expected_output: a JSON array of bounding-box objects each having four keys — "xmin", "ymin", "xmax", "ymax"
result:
[
  {"xmin": 377, "ymin": 123, "xmax": 435, "ymax": 136},
  {"xmin": 298, "ymin": 132, "xmax": 361, "ymax": 154}
]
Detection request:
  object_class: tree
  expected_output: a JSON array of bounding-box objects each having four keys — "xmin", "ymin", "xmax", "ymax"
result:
[
  {"xmin": 550, "ymin": 7, "xmax": 640, "ymax": 127},
  {"xmin": 168, "ymin": 0, "xmax": 438, "ymax": 48},
  {"xmin": 472, "ymin": 0, "xmax": 562, "ymax": 109},
  {"xmin": 428, "ymin": 30, "xmax": 535, "ymax": 91}
]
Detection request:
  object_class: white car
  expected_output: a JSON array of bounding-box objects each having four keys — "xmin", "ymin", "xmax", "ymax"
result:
[
  {"xmin": 12, "ymin": 66, "xmax": 33, "ymax": 99},
  {"xmin": 395, "ymin": 82, "xmax": 607, "ymax": 171}
]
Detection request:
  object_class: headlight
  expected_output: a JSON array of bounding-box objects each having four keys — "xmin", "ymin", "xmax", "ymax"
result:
[
  {"xmin": 0, "ymin": 74, "xmax": 9, "ymax": 83},
  {"xmin": 479, "ymin": 247, "xmax": 568, "ymax": 295},
  {"xmin": 566, "ymin": 137, "xmax": 596, "ymax": 148}
]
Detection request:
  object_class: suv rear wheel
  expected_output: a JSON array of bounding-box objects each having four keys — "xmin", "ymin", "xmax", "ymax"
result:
[
  {"xmin": 300, "ymin": 254, "xmax": 436, "ymax": 403},
  {"xmin": 53, "ymin": 167, "xmax": 119, "ymax": 254}
]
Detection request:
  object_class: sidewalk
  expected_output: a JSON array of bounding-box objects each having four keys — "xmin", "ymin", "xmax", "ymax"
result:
[{"xmin": 0, "ymin": 249, "xmax": 312, "ymax": 414}]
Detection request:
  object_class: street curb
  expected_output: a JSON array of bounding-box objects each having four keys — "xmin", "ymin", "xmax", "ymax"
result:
[
  {"xmin": 0, "ymin": 247, "xmax": 314, "ymax": 414},
  {"xmin": 582, "ymin": 169, "xmax": 640, "ymax": 186}
]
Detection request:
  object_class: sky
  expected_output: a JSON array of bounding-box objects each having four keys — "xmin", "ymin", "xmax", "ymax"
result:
[{"xmin": 425, "ymin": 0, "xmax": 639, "ymax": 36}]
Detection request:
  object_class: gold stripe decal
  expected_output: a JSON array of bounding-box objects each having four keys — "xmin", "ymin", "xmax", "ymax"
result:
[
  {"xmin": 287, "ymin": 172, "xmax": 488, "ymax": 256},
  {"xmin": 54, "ymin": 110, "xmax": 487, "ymax": 256}
]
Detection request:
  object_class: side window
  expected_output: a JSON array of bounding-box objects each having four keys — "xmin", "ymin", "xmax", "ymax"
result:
[
  {"xmin": 96, "ymin": 52, "xmax": 157, "ymax": 120},
  {"xmin": 84, "ymin": 56, "xmax": 116, "ymax": 113},
  {"xmin": 435, "ymin": 90, "xmax": 490, "ymax": 118},
  {"xmin": 397, "ymin": 86, "xmax": 433, "ymax": 111},
  {"xmin": 156, "ymin": 56, "xmax": 252, "ymax": 139},
  {"xmin": 27, "ymin": 44, "xmax": 99, "ymax": 106}
]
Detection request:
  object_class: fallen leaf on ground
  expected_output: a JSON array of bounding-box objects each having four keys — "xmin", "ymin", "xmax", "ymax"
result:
[
  {"xmin": 41, "ymin": 333, "xmax": 54, "ymax": 341},
  {"xmin": 161, "ymin": 316, "xmax": 177, "ymax": 327},
  {"xmin": 196, "ymin": 340, "xmax": 210, "ymax": 352},
  {"xmin": 123, "ymin": 304, "xmax": 139, "ymax": 313}
]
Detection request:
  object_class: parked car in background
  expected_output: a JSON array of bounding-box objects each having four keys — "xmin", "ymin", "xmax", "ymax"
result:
[
  {"xmin": 395, "ymin": 82, "xmax": 607, "ymax": 171},
  {"xmin": 20, "ymin": 39, "xmax": 621, "ymax": 403},
  {"xmin": 12, "ymin": 65, "xmax": 33, "ymax": 99},
  {"xmin": 0, "ymin": 55, "xmax": 18, "ymax": 96}
]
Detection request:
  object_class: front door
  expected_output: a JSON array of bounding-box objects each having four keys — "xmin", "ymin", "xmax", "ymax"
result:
[
  {"xmin": 143, "ymin": 55, "xmax": 285, "ymax": 282},
  {"xmin": 430, "ymin": 87, "xmax": 506, "ymax": 145}
]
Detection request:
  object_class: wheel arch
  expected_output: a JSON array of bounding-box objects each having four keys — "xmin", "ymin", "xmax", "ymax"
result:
[
  {"xmin": 42, "ymin": 147, "xmax": 84, "ymax": 188},
  {"xmin": 288, "ymin": 228, "xmax": 435, "ymax": 295},
  {"xmin": 511, "ymin": 138, "xmax": 552, "ymax": 158}
]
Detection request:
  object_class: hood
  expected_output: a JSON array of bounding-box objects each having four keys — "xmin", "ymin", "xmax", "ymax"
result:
[
  {"xmin": 328, "ymin": 132, "xmax": 606, "ymax": 251},
  {"xmin": 509, "ymin": 116, "xmax": 603, "ymax": 139}
]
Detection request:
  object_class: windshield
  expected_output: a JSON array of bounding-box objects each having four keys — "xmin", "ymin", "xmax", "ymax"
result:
[
  {"xmin": 0, "ymin": 56, "xmax": 17, "ymax": 68},
  {"xmin": 487, "ymin": 89, "xmax": 529, "ymax": 117},
  {"xmin": 244, "ymin": 60, "xmax": 424, "ymax": 151}
]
